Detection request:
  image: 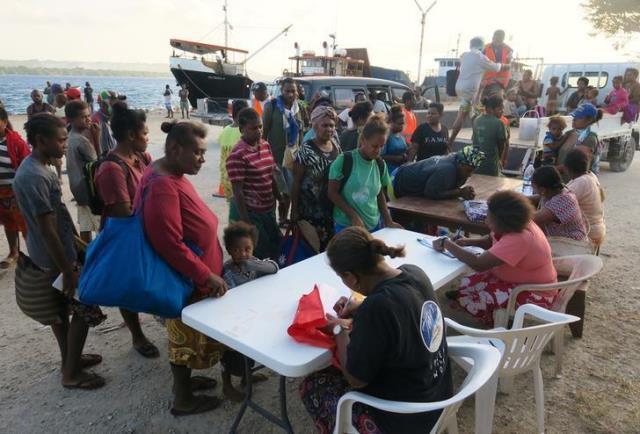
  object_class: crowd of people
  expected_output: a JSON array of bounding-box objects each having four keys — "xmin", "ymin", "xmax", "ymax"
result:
[{"xmin": 0, "ymin": 30, "xmax": 624, "ymax": 432}]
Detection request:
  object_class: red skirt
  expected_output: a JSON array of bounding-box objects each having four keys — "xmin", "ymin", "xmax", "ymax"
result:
[
  {"xmin": 454, "ymin": 271, "xmax": 557, "ymax": 327},
  {"xmin": 0, "ymin": 186, "xmax": 26, "ymax": 233}
]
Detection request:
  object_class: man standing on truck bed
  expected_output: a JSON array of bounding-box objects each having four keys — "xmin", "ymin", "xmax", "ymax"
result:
[
  {"xmin": 480, "ymin": 29, "xmax": 513, "ymax": 99},
  {"xmin": 448, "ymin": 37, "xmax": 509, "ymax": 148}
]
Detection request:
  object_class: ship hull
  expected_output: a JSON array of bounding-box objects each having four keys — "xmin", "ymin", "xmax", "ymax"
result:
[{"xmin": 170, "ymin": 66, "xmax": 253, "ymax": 108}]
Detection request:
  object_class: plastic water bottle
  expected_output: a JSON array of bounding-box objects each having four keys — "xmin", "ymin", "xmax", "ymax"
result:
[
  {"xmin": 523, "ymin": 163, "xmax": 535, "ymax": 187},
  {"xmin": 522, "ymin": 163, "xmax": 535, "ymax": 195}
]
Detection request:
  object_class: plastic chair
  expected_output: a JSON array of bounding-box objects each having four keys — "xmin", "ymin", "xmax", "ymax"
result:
[
  {"xmin": 492, "ymin": 255, "xmax": 603, "ymax": 375},
  {"xmin": 447, "ymin": 304, "xmax": 580, "ymax": 434},
  {"xmin": 333, "ymin": 342, "xmax": 501, "ymax": 434}
]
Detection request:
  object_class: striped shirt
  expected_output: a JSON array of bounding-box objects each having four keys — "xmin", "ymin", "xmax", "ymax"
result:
[
  {"xmin": 226, "ymin": 139, "xmax": 276, "ymax": 213},
  {"xmin": 0, "ymin": 138, "xmax": 16, "ymax": 186}
]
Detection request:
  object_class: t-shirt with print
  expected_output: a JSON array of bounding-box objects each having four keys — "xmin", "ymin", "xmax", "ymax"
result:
[
  {"xmin": 66, "ymin": 129, "xmax": 97, "ymax": 205},
  {"xmin": 347, "ymin": 264, "xmax": 453, "ymax": 434},
  {"xmin": 393, "ymin": 154, "xmax": 459, "ymax": 199},
  {"xmin": 13, "ymin": 156, "xmax": 76, "ymax": 269},
  {"xmin": 226, "ymin": 139, "xmax": 276, "ymax": 213},
  {"xmin": 541, "ymin": 190, "xmax": 588, "ymax": 241},
  {"xmin": 218, "ymin": 125, "xmax": 242, "ymax": 199},
  {"xmin": 472, "ymin": 114, "xmax": 507, "ymax": 176},
  {"xmin": 411, "ymin": 123, "xmax": 449, "ymax": 161},
  {"xmin": 328, "ymin": 150, "xmax": 390, "ymax": 230},
  {"xmin": 489, "ymin": 221, "xmax": 557, "ymax": 284},
  {"xmin": 380, "ymin": 133, "xmax": 407, "ymax": 173}
]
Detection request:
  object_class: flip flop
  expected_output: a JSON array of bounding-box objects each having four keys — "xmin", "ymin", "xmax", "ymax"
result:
[
  {"xmin": 0, "ymin": 256, "xmax": 18, "ymax": 269},
  {"xmin": 190, "ymin": 376, "xmax": 218, "ymax": 391},
  {"xmin": 134, "ymin": 341, "xmax": 160, "ymax": 358},
  {"xmin": 62, "ymin": 373, "xmax": 105, "ymax": 390},
  {"xmin": 80, "ymin": 354, "xmax": 103, "ymax": 369},
  {"xmin": 170, "ymin": 395, "xmax": 222, "ymax": 417}
]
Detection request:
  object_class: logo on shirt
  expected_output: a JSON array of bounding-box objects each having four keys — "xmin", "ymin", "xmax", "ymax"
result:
[{"xmin": 420, "ymin": 301, "xmax": 443, "ymax": 353}]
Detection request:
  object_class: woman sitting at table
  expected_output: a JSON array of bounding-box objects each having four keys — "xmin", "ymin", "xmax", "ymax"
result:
[
  {"xmin": 564, "ymin": 148, "xmax": 606, "ymax": 247},
  {"xmin": 328, "ymin": 114, "xmax": 402, "ymax": 233},
  {"xmin": 435, "ymin": 190, "xmax": 557, "ymax": 327},
  {"xmin": 392, "ymin": 145, "xmax": 484, "ymax": 200},
  {"xmin": 530, "ymin": 166, "xmax": 589, "ymax": 244},
  {"xmin": 300, "ymin": 226, "xmax": 453, "ymax": 434}
]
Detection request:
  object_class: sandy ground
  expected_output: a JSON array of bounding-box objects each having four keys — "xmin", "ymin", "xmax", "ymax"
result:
[{"xmin": 0, "ymin": 112, "xmax": 638, "ymax": 434}]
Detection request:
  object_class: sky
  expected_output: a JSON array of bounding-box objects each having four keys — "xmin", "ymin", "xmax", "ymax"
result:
[{"xmin": 4, "ymin": 0, "xmax": 639, "ymax": 80}]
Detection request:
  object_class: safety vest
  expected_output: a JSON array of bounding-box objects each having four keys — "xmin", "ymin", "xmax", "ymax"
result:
[
  {"xmin": 402, "ymin": 107, "xmax": 417, "ymax": 143},
  {"xmin": 253, "ymin": 98, "xmax": 264, "ymax": 117},
  {"xmin": 481, "ymin": 43, "xmax": 511, "ymax": 88}
]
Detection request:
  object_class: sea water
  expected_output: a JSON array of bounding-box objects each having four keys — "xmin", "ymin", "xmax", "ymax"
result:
[{"xmin": 0, "ymin": 74, "xmax": 176, "ymax": 114}]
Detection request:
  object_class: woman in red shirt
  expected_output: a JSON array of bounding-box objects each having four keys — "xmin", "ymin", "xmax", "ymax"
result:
[
  {"xmin": 94, "ymin": 102, "xmax": 157, "ymax": 358},
  {"xmin": 134, "ymin": 120, "xmax": 228, "ymax": 416}
]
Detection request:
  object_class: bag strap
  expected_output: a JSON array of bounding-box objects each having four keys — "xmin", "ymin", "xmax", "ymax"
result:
[{"xmin": 339, "ymin": 151, "xmax": 354, "ymax": 193}]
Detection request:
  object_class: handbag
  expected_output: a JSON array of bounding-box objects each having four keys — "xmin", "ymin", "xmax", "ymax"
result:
[
  {"xmin": 518, "ymin": 110, "xmax": 540, "ymax": 141},
  {"xmin": 78, "ymin": 186, "xmax": 197, "ymax": 318},
  {"xmin": 287, "ymin": 285, "xmax": 340, "ymax": 363},
  {"xmin": 278, "ymin": 224, "xmax": 316, "ymax": 268}
]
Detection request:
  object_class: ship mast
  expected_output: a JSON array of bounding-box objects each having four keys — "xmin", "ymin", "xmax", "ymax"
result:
[{"xmin": 223, "ymin": 0, "xmax": 230, "ymax": 61}]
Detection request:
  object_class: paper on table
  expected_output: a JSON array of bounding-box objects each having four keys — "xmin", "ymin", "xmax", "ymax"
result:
[{"xmin": 317, "ymin": 283, "xmax": 352, "ymax": 316}]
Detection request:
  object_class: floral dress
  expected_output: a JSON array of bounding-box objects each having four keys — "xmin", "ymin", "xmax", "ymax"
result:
[{"xmin": 294, "ymin": 140, "xmax": 341, "ymax": 249}]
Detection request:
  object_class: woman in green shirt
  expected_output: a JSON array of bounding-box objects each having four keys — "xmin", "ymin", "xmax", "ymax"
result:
[
  {"xmin": 472, "ymin": 96, "xmax": 508, "ymax": 176},
  {"xmin": 328, "ymin": 115, "xmax": 402, "ymax": 232}
]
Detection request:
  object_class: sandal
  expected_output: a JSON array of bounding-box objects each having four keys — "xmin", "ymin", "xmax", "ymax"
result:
[
  {"xmin": 190, "ymin": 376, "xmax": 217, "ymax": 391},
  {"xmin": 134, "ymin": 341, "xmax": 160, "ymax": 358},
  {"xmin": 62, "ymin": 373, "xmax": 105, "ymax": 390},
  {"xmin": 170, "ymin": 395, "xmax": 222, "ymax": 417},
  {"xmin": 0, "ymin": 256, "xmax": 18, "ymax": 269},
  {"xmin": 80, "ymin": 354, "xmax": 103, "ymax": 369}
]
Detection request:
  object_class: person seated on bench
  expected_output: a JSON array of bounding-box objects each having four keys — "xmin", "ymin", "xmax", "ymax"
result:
[{"xmin": 392, "ymin": 145, "xmax": 485, "ymax": 200}]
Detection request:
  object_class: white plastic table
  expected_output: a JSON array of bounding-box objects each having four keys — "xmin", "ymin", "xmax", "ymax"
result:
[{"xmin": 182, "ymin": 228, "xmax": 471, "ymax": 433}]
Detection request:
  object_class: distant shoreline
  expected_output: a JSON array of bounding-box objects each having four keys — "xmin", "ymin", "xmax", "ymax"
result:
[{"xmin": 0, "ymin": 66, "xmax": 172, "ymax": 78}]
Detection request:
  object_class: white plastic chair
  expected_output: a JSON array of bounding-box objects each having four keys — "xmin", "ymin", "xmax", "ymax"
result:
[
  {"xmin": 492, "ymin": 255, "xmax": 603, "ymax": 375},
  {"xmin": 447, "ymin": 304, "xmax": 580, "ymax": 434},
  {"xmin": 333, "ymin": 342, "xmax": 501, "ymax": 434}
]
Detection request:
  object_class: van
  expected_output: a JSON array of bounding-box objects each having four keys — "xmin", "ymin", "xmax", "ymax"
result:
[{"xmin": 538, "ymin": 62, "xmax": 640, "ymax": 110}]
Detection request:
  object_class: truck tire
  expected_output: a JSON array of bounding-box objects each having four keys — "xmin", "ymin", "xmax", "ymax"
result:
[{"xmin": 609, "ymin": 136, "xmax": 636, "ymax": 172}]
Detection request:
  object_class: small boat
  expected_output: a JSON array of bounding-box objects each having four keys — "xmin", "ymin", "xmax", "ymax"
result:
[{"xmin": 169, "ymin": 38, "xmax": 253, "ymax": 109}]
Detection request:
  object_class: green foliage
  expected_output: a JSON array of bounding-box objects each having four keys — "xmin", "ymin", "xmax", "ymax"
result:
[
  {"xmin": 0, "ymin": 66, "xmax": 170, "ymax": 78},
  {"xmin": 583, "ymin": 0, "xmax": 640, "ymax": 35}
]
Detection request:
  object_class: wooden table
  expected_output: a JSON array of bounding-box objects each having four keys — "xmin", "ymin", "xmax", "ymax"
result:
[{"xmin": 389, "ymin": 174, "xmax": 523, "ymax": 235}]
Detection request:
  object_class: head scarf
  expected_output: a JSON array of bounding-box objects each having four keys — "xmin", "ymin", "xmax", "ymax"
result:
[
  {"xmin": 310, "ymin": 106, "xmax": 337, "ymax": 127},
  {"xmin": 456, "ymin": 145, "xmax": 486, "ymax": 168}
]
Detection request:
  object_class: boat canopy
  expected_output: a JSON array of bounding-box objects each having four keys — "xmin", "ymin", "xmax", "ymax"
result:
[{"xmin": 170, "ymin": 39, "xmax": 249, "ymax": 56}]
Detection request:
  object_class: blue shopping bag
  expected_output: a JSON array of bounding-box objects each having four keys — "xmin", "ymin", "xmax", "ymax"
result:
[
  {"xmin": 78, "ymin": 213, "xmax": 196, "ymax": 318},
  {"xmin": 278, "ymin": 225, "xmax": 315, "ymax": 268}
]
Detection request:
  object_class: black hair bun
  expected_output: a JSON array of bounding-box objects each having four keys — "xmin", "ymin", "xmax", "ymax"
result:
[{"xmin": 161, "ymin": 121, "xmax": 176, "ymax": 133}]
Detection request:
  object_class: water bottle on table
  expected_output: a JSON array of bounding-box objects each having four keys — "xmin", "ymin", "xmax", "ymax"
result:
[{"xmin": 522, "ymin": 163, "xmax": 535, "ymax": 196}]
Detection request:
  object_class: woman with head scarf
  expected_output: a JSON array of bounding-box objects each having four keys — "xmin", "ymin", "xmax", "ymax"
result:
[{"xmin": 291, "ymin": 106, "xmax": 342, "ymax": 249}]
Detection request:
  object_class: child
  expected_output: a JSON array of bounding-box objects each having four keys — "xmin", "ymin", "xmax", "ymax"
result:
[
  {"xmin": 217, "ymin": 99, "xmax": 248, "ymax": 198},
  {"xmin": 220, "ymin": 221, "xmax": 278, "ymax": 401},
  {"xmin": 542, "ymin": 116, "xmax": 567, "ymax": 165},
  {"xmin": 584, "ymin": 86, "xmax": 599, "ymax": 106},
  {"xmin": 546, "ymin": 76, "xmax": 561, "ymax": 115},
  {"xmin": 380, "ymin": 105, "xmax": 407, "ymax": 173},
  {"xmin": 604, "ymin": 75, "xmax": 629, "ymax": 115},
  {"xmin": 503, "ymin": 90, "xmax": 519, "ymax": 126}
]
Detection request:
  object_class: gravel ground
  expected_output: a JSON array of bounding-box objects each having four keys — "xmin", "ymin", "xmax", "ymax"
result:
[{"xmin": 0, "ymin": 113, "xmax": 638, "ymax": 433}]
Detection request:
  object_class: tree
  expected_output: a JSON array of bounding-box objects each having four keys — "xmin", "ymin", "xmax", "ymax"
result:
[{"xmin": 583, "ymin": 0, "xmax": 640, "ymax": 36}]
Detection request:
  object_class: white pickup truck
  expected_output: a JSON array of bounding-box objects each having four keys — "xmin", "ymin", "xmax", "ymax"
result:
[{"xmin": 456, "ymin": 112, "xmax": 638, "ymax": 174}]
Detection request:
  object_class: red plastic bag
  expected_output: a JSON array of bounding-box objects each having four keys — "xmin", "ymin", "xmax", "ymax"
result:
[{"xmin": 288, "ymin": 286, "xmax": 341, "ymax": 367}]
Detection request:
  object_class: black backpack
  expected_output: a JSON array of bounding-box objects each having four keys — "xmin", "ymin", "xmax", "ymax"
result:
[{"xmin": 84, "ymin": 152, "xmax": 151, "ymax": 216}]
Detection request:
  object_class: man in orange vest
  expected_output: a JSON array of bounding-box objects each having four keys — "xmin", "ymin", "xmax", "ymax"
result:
[
  {"xmin": 401, "ymin": 91, "xmax": 417, "ymax": 144},
  {"xmin": 480, "ymin": 29, "xmax": 513, "ymax": 99},
  {"xmin": 251, "ymin": 82, "xmax": 269, "ymax": 117}
]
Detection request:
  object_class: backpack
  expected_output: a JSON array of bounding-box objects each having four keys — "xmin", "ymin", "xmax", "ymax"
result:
[
  {"xmin": 84, "ymin": 152, "xmax": 151, "ymax": 216},
  {"xmin": 316, "ymin": 150, "xmax": 385, "ymax": 213}
]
